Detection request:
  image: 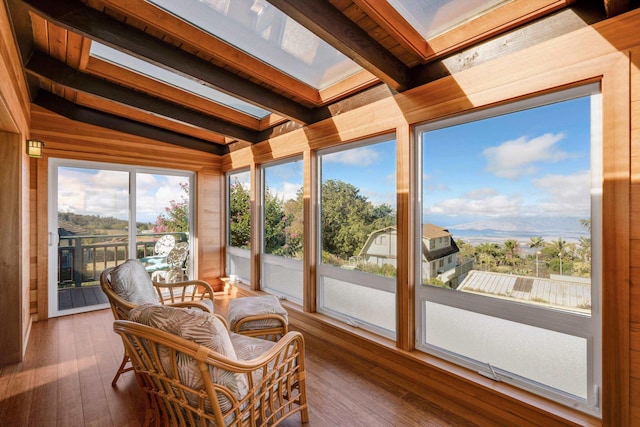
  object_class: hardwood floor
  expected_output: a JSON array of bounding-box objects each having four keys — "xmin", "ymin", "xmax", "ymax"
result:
[{"xmin": 0, "ymin": 295, "xmax": 496, "ymax": 426}]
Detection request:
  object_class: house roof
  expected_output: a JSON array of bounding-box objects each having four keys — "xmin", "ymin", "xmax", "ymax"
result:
[
  {"xmin": 422, "ymin": 224, "xmax": 451, "ymax": 239},
  {"xmin": 5, "ymin": 0, "xmax": 627, "ymax": 155},
  {"xmin": 458, "ymin": 270, "xmax": 591, "ymax": 313}
]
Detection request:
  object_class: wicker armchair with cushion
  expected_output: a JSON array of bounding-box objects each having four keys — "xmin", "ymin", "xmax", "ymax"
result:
[
  {"xmin": 100, "ymin": 259, "xmax": 216, "ymax": 385},
  {"xmin": 114, "ymin": 304, "xmax": 308, "ymax": 427}
]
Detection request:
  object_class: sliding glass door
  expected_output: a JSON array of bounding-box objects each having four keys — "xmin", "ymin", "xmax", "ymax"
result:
[{"xmin": 48, "ymin": 159, "xmax": 194, "ymax": 317}]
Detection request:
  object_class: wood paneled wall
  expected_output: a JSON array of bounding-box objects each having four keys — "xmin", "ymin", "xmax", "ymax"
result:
[
  {"xmin": 0, "ymin": 0, "xmax": 31, "ymax": 365},
  {"xmin": 222, "ymin": 9, "xmax": 640, "ymax": 427},
  {"xmin": 629, "ymin": 46, "xmax": 640, "ymax": 425},
  {"xmin": 0, "ymin": 133, "xmax": 25, "ymax": 365},
  {"xmin": 29, "ymin": 105, "xmax": 225, "ymax": 320}
]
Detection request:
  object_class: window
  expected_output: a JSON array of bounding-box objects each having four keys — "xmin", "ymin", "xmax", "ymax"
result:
[
  {"xmin": 317, "ymin": 136, "xmax": 396, "ymax": 337},
  {"xmin": 226, "ymin": 170, "xmax": 251, "ymax": 282},
  {"xmin": 261, "ymin": 158, "xmax": 304, "ymax": 302},
  {"xmin": 49, "ymin": 160, "xmax": 194, "ymax": 316},
  {"xmin": 416, "ymin": 84, "xmax": 601, "ymax": 415}
]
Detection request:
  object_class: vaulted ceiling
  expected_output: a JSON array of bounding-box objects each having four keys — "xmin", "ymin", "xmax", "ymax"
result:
[{"xmin": 5, "ymin": 0, "xmax": 636, "ymax": 155}]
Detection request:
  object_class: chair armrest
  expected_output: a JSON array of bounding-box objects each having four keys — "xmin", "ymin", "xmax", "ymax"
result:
[
  {"xmin": 152, "ymin": 279, "xmax": 216, "ymax": 304},
  {"xmin": 214, "ymin": 331, "xmax": 305, "ymax": 371}
]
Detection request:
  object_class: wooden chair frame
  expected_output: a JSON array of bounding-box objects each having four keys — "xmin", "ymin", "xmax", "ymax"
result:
[
  {"xmin": 100, "ymin": 266, "xmax": 217, "ymax": 386},
  {"xmin": 113, "ymin": 320, "xmax": 309, "ymax": 427}
]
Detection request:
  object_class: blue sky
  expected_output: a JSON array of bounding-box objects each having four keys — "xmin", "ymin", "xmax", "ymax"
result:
[
  {"xmin": 422, "ymin": 96, "xmax": 592, "ymax": 227},
  {"xmin": 57, "ymin": 94, "xmax": 591, "ymax": 238},
  {"xmin": 262, "ymin": 94, "xmax": 592, "ymax": 232}
]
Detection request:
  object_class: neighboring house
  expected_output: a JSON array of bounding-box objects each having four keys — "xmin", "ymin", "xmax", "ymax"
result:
[
  {"xmin": 357, "ymin": 225, "xmax": 398, "ymax": 267},
  {"xmin": 420, "ymin": 224, "xmax": 462, "ymax": 284},
  {"xmin": 359, "ymin": 224, "xmax": 468, "ymax": 286}
]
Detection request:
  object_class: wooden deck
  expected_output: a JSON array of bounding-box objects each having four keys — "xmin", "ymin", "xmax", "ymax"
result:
[
  {"xmin": 0, "ymin": 294, "xmax": 493, "ymax": 426},
  {"xmin": 58, "ymin": 285, "xmax": 110, "ymax": 310}
]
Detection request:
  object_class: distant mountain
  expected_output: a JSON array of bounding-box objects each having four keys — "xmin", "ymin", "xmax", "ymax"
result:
[{"xmin": 444, "ymin": 216, "xmax": 589, "ymax": 240}]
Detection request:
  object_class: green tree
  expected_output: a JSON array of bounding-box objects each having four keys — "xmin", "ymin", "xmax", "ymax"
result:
[
  {"xmin": 502, "ymin": 239, "xmax": 520, "ymax": 266},
  {"xmin": 155, "ymin": 182, "xmax": 190, "ymax": 233},
  {"xmin": 529, "ymin": 236, "xmax": 545, "ymax": 277},
  {"xmin": 475, "ymin": 242, "xmax": 501, "ymax": 271},
  {"xmin": 264, "ymin": 186, "xmax": 302, "ymax": 258},
  {"xmin": 321, "ymin": 179, "xmax": 394, "ymax": 260},
  {"xmin": 549, "ymin": 237, "xmax": 571, "ymax": 275},
  {"xmin": 229, "ymin": 178, "xmax": 251, "ymax": 248}
]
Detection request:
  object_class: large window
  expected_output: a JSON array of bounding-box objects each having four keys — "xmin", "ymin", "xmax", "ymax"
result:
[
  {"xmin": 49, "ymin": 160, "xmax": 193, "ymax": 317},
  {"xmin": 261, "ymin": 158, "xmax": 304, "ymax": 302},
  {"xmin": 416, "ymin": 84, "xmax": 601, "ymax": 415},
  {"xmin": 317, "ymin": 136, "xmax": 397, "ymax": 338},
  {"xmin": 226, "ymin": 170, "xmax": 251, "ymax": 282}
]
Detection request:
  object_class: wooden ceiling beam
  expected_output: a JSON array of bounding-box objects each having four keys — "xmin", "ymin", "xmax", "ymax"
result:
[
  {"xmin": 19, "ymin": 0, "xmax": 314, "ymax": 124},
  {"xmin": 25, "ymin": 50, "xmax": 260, "ymax": 143},
  {"xmin": 33, "ymin": 91, "xmax": 229, "ymax": 155},
  {"xmin": 267, "ymin": 0, "xmax": 410, "ymax": 91}
]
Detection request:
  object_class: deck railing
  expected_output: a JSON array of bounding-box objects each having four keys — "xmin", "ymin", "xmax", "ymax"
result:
[{"xmin": 57, "ymin": 232, "xmax": 187, "ymax": 287}]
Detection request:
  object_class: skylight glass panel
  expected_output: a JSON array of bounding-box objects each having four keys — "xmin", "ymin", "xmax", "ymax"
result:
[
  {"xmin": 89, "ymin": 42, "xmax": 271, "ymax": 119},
  {"xmin": 387, "ymin": 0, "xmax": 510, "ymax": 40},
  {"xmin": 147, "ymin": 0, "xmax": 363, "ymax": 90}
]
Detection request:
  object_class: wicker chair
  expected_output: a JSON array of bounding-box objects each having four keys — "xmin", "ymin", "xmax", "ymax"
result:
[
  {"xmin": 100, "ymin": 259, "xmax": 216, "ymax": 386},
  {"xmin": 140, "ymin": 234, "xmax": 176, "ymax": 272},
  {"xmin": 113, "ymin": 304, "xmax": 308, "ymax": 427}
]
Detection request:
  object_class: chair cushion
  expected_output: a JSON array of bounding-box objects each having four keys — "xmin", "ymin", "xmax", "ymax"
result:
[
  {"xmin": 228, "ymin": 295, "xmax": 288, "ymax": 332},
  {"xmin": 230, "ymin": 332, "xmax": 277, "ymax": 389},
  {"xmin": 129, "ymin": 303, "xmax": 249, "ymax": 413},
  {"xmin": 110, "ymin": 259, "xmax": 159, "ymax": 305}
]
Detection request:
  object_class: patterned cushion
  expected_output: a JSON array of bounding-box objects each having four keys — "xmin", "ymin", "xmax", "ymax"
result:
[
  {"xmin": 230, "ymin": 332, "xmax": 277, "ymax": 388},
  {"xmin": 230, "ymin": 333, "xmax": 276, "ymax": 361},
  {"xmin": 228, "ymin": 295, "xmax": 288, "ymax": 332},
  {"xmin": 129, "ymin": 304, "xmax": 249, "ymax": 414},
  {"xmin": 110, "ymin": 259, "xmax": 159, "ymax": 305}
]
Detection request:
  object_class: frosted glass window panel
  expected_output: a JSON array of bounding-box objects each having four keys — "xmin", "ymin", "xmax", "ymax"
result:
[
  {"xmin": 148, "ymin": 0, "xmax": 363, "ymax": 89},
  {"xmin": 90, "ymin": 42, "xmax": 270, "ymax": 118},
  {"xmin": 262, "ymin": 256, "xmax": 303, "ymax": 303},
  {"xmin": 226, "ymin": 249, "xmax": 251, "ymax": 283},
  {"xmin": 388, "ymin": 0, "xmax": 509, "ymax": 40},
  {"xmin": 320, "ymin": 276, "xmax": 396, "ymax": 335},
  {"xmin": 424, "ymin": 301, "xmax": 587, "ymax": 398}
]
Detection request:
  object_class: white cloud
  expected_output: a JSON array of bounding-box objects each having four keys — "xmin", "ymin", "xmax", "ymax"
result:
[
  {"xmin": 323, "ymin": 146, "xmax": 380, "ymax": 166},
  {"xmin": 426, "ymin": 187, "xmax": 522, "ymax": 217},
  {"xmin": 269, "ymin": 181, "xmax": 302, "ymax": 202},
  {"xmin": 483, "ymin": 133, "xmax": 569, "ymax": 179},
  {"xmin": 58, "ymin": 169, "xmax": 189, "ymax": 223},
  {"xmin": 530, "ymin": 170, "xmax": 591, "ymax": 216}
]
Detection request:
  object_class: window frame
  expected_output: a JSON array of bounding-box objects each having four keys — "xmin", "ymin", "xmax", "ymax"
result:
[
  {"xmin": 259, "ymin": 156, "xmax": 304, "ymax": 302},
  {"xmin": 315, "ymin": 134, "xmax": 398, "ymax": 338},
  {"xmin": 413, "ymin": 83, "xmax": 602, "ymax": 416},
  {"xmin": 225, "ymin": 168, "xmax": 252, "ymax": 283}
]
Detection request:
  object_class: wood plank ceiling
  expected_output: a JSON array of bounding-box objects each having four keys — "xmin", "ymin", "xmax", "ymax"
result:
[{"xmin": 5, "ymin": 0, "xmax": 635, "ymax": 155}]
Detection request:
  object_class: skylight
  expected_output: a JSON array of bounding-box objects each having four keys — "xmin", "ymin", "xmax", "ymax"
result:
[
  {"xmin": 147, "ymin": 0, "xmax": 363, "ymax": 90},
  {"xmin": 89, "ymin": 41, "xmax": 271, "ymax": 119},
  {"xmin": 387, "ymin": 0, "xmax": 510, "ymax": 40}
]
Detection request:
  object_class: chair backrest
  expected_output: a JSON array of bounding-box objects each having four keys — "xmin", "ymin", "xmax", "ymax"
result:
[
  {"xmin": 153, "ymin": 234, "xmax": 175, "ymax": 256},
  {"xmin": 114, "ymin": 304, "xmax": 243, "ymax": 427},
  {"xmin": 166, "ymin": 241, "xmax": 188, "ymax": 265},
  {"xmin": 114, "ymin": 303, "xmax": 308, "ymax": 427},
  {"xmin": 164, "ymin": 242, "xmax": 189, "ymax": 282},
  {"xmin": 100, "ymin": 259, "xmax": 161, "ymax": 320}
]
